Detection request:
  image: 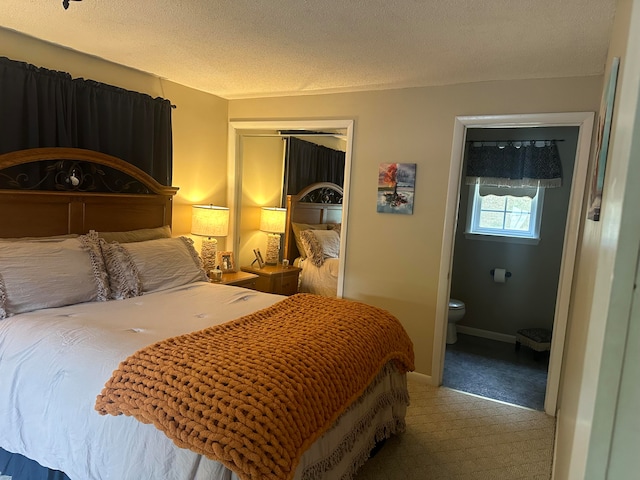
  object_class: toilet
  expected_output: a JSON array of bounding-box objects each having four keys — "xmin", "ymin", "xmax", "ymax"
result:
[{"xmin": 447, "ymin": 299, "xmax": 466, "ymax": 344}]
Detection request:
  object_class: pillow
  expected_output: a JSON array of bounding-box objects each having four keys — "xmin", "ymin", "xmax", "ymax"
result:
[
  {"xmin": 98, "ymin": 240, "xmax": 143, "ymax": 300},
  {"xmin": 299, "ymin": 229, "xmax": 341, "ymax": 267},
  {"xmin": 0, "ymin": 235, "xmax": 109, "ymax": 319},
  {"xmin": 0, "ymin": 234, "xmax": 79, "ymax": 242},
  {"xmin": 313, "ymin": 229, "xmax": 341, "ymax": 258},
  {"xmin": 101, "ymin": 236, "xmax": 208, "ymax": 295},
  {"xmin": 328, "ymin": 223, "xmax": 342, "ymax": 237},
  {"xmin": 93, "ymin": 225, "xmax": 172, "ymax": 243},
  {"xmin": 291, "ymin": 222, "xmax": 329, "ymax": 258}
]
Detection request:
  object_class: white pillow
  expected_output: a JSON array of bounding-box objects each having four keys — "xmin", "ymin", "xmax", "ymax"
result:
[
  {"xmin": 312, "ymin": 229, "xmax": 341, "ymax": 258},
  {"xmin": 102, "ymin": 237, "xmax": 208, "ymax": 295},
  {"xmin": 0, "ymin": 236, "xmax": 109, "ymax": 319},
  {"xmin": 93, "ymin": 225, "xmax": 172, "ymax": 243},
  {"xmin": 291, "ymin": 222, "xmax": 329, "ymax": 258},
  {"xmin": 299, "ymin": 229, "xmax": 340, "ymax": 267},
  {"xmin": 327, "ymin": 223, "xmax": 341, "ymax": 237},
  {"xmin": 0, "ymin": 234, "xmax": 79, "ymax": 242}
]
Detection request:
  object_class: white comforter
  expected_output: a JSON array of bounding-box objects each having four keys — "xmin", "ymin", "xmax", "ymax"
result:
[
  {"xmin": 0, "ymin": 282, "xmax": 408, "ymax": 480},
  {"xmin": 297, "ymin": 257, "xmax": 340, "ymax": 297},
  {"xmin": 0, "ymin": 283, "xmax": 280, "ymax": 480}
]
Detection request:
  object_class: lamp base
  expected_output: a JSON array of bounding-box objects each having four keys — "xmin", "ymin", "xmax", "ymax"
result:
[
  {"xmin": 201, "ymin": 238, "xmax": 218, "ymax": 273},
  {"xmin": 265, "ymin": 233, "xmax": 281, "ymax": 265}
]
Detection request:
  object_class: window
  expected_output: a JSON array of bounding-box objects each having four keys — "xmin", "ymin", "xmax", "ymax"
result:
[{"xmin": 465, "ymin": 183, "xmax": 544, "ymax": 243}]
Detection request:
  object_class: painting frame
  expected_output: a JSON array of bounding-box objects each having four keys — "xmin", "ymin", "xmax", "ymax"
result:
[
  {"xmin": 377, "ymin": 162, "xmax": 417, "ymax": 215},
  {"xmin": 217, "ymin": 251, "xmax": 235, "ymax": 273},
  {"xmin": 588, "ymin": 56, "xmax": 620, "ymax": 221}
]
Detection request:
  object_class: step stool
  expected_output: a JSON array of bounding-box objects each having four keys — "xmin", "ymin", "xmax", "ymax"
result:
[{"xmin": 515, "ymin": 328, "xmax": 552, "ymax": 360}]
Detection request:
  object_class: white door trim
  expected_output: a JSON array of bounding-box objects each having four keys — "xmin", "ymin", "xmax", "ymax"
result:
[{"xmin": 432, "ymin": 112, "xmax": 595, "ymax": 416}]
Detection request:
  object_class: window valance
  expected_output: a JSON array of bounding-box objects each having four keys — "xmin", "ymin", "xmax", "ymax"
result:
[
  {"xmin": 478, "ymin": 185, "xmax": 539, "ymax": 198},
  {"xmin": 465, "ymin": 140, "xmax": 562, "ymax": 188}
]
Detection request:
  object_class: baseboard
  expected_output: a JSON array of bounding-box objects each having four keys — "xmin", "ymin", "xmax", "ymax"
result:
[
  {"xmin": 456, "ymin": 325, "xmax": 516, "ymax": 344},
  {"xmin": 407, "ymin": 371, "xmax": 433, "ymax": 385}
]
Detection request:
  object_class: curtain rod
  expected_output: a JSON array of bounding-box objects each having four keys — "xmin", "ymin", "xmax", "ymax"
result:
[
  {"xmin": 240, "ymin": 133, "xmax": 347, "ymax": 138},
  {"xmin": 466, "ymin": 139, "xmax": 564, "ymax": 143},
  {"xmin": 278, "ymin": 130, "xmax": 346, "ymax": 137}
]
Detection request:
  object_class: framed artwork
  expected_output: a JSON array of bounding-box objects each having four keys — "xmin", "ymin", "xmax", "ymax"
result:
[
  {"xmin": 377, "ymin": 163, "xmax": 417, "ymax": 214},
  {"xmin": 217, "ymin": 251, "xmax": 235, "ymax": 272},
  {"xmin": 588, "ymin": 56, "xmax": 620, "ymax": 221}
]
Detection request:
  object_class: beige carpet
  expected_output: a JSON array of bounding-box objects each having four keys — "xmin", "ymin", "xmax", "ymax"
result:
[{"xmin": 355, "ymin": 377, "xmax": 555, "ymax": 479}]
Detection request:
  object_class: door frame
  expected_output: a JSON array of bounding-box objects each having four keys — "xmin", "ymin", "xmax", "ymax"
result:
[
  {"xmin": 432, "ymin": 112, "xmax": 595, "ymax": 415},
  {"xmin": 228, "ymin": 119, "xmax": 354, "ymax": 298}
]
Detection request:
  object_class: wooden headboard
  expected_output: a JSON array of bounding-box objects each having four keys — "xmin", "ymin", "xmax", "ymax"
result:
[
  {"xmin": 283, "ymin": 182, "xmax": 343, "ymax": 262},
  {"xmin": 0, "ymin": 147, "xmax": 178, "ymax": 238}
]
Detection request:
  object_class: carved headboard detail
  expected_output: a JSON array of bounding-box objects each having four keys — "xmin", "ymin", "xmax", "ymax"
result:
[
  {"xmin": 283, "ymin": 182, "xmax": 343, "ymax": 263},
  {"xmin": 0, "ymin": 147, "xmax": 178, "ymax": 238}
]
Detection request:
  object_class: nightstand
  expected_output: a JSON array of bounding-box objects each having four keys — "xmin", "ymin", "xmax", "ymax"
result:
[
  {"xmin": 240, "ymin": 264, "xmax": 301, "ymax": 296},
  {"xmin": 217, "ymin": 271, "xmax": 259, "ymax": 289}
]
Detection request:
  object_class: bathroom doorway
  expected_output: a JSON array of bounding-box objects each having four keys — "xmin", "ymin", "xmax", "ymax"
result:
[
  {"xmin": 432, "ymin": 112, "xmax": 595, "ymax": 415},
  {"xmin": 442, "ymin": 126, "xmax": 579, "ymax": 410}
]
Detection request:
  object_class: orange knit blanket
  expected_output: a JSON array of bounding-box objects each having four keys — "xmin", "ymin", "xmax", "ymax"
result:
[{"xmin": 95, "ymin": 293, "xmax": 415, "ymax": 480}]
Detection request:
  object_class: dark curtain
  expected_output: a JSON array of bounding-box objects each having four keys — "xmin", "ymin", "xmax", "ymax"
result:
[
  {"xmin": 465, "ymin": 141, "xmax": 562, "ymax": 188},
  {"xmin": 284, "ymin": 137, "xmax": 345, "ymax": 196},
  {"xmin": 0, "ymin": 56, "xmax": 172, "ymax": 185}
]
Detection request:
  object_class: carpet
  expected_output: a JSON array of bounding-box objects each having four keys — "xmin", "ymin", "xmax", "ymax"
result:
[{"xmin": 355, "ymin": 377, "xmax": 555, "ymax": 479}]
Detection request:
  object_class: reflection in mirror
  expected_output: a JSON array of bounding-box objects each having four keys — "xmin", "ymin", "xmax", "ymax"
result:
[{"xmin": 237, "ymin": 130, "xmax": 348, "ymax": 297}]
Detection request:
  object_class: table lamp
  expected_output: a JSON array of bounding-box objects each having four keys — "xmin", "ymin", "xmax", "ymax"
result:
[
  {"xmin": 191, "ymin": 205, "xmax": 229, "ymax": 272},
  {"xmin": 259, "ymin": 207, "xmax": 286, "ymax": 265}
]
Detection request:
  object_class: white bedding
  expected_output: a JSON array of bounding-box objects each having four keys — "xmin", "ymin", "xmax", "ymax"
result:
[
  {"xmin": 296, "ymin": 257, "xmax": 340, "ymax": 297},
  {"xmin": 0, "ymin": 282, "xmax": 407, "ymax": 480}
]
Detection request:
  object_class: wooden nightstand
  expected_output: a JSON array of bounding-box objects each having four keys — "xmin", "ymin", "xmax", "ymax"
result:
[
  {"xmin": 240, "ymin": 264, "xmax": 301, "ymax": 296},
  {"xmin": 217, "ymin": 271, "xmax": 259, "ymax": 289}
]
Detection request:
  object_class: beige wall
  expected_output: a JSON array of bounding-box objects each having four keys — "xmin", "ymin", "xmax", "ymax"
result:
[
  {"xmin": 229, "ymin": 78, "xmax": 602, "ymax": 374},
  {"xmin": 0, "ymin": 27, "xmax": 229, "ymax": 250},
  {"xmin": 238, "ymin": 135, "xmax": 285, "ymax": 267}
]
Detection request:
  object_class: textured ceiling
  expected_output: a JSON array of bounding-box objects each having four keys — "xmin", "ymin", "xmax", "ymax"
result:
[{"xmin": 1, "ymin": 0, "xmax": 617, "ymax": 99}]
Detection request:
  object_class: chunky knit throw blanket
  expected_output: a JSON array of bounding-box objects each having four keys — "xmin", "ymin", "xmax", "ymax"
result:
[{"xmin": 95, "ymin": 293, "xmax": 415, "ymax": 480}]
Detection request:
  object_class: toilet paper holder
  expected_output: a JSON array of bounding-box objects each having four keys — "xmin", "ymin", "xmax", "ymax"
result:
[{"xmin": 490, "ymin": 269, "xmax": 512, "ymax": 278}]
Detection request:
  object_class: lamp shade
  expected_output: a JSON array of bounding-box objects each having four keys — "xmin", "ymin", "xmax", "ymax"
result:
[
  {"xmin": 259, "ymin": 207, "xmax": 286, "ymax": 234},
  {"xmin": 191, "ymin": 205, "xmax": 229, "ymax": 237}
]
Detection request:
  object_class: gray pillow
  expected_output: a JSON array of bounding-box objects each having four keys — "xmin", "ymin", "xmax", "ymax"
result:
[
  {"xmin": 93, "ymin": 225, "xmax": 172, "ymax": 243},
  {"xmin": 0, "ymin": 235, "xmax": 109, "ymax": 319},
  {"xmin": 100, "ymin": 237, "xmax": 208, "ymax": 295}
]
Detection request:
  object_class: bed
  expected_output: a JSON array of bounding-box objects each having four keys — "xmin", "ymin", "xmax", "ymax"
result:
[
  {"xmin": 283, "ymin": 183, "xmax": 343, "ymax": 297},
  {"xmin": 0, "ymin": 148, "xmax": 414, "ymax": 480}
]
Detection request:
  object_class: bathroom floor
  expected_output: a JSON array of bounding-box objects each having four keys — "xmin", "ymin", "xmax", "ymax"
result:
[{"xmin": 442, "ymin": 333, "xmax": 549, "ymax": 410}]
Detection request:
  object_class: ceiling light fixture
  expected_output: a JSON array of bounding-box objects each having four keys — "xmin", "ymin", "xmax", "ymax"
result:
[{"xmin": 62, "ymin": 0, "xmax": 82, "ymax": 10}]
